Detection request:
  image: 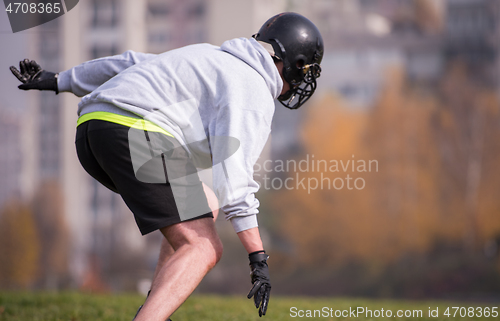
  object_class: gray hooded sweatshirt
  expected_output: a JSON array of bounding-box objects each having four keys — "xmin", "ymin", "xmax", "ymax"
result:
[{"xmin": 58, "ymin": 37, "xmax": 283, "ymax": 233}]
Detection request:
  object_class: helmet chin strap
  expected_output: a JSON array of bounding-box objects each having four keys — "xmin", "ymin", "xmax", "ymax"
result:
[{"xmin": 278, "ymin": 88, "xmax": 294, "ymax": 101}]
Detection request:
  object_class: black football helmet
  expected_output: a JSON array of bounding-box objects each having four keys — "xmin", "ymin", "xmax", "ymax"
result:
[{"xmin": 253, "ymin": 12, "xmax": 324, "ymax": 109}]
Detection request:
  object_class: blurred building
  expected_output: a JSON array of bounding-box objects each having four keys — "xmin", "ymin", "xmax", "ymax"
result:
[
  {"xmin": 207, "ymin": 0, "xmax": 286, "ymax": 45},
  {"xmin": 0, "ymin": 108, "xmax": 22, "ymax": 206},
  {"xmin": 268, "ymin": 0, "xmax": 500, "ymax": 156},
  {"xmin": 0, "ymin": 0, "xmax": 152, "ymax": 290},
  {"xmin": 38, "ymin": 21, "xmax": 63, "ymax": 180},
  {"xmin": 0, "ymin": 11, "xmax": 33, "ymax": 208},
  {"xmin": 292, "ymin": 0, "xmax": 446, "ymax": 105},
  {"xmin": 445, "ymin": 0, "xmax": 500, "ymax": 87},
  {"xmin": 311, "ymin": 0, "xmax": 500, "ymax": 103},
  {"xmin": 147, "ymin": 0, "xmax": 207, "ymax": 53}
]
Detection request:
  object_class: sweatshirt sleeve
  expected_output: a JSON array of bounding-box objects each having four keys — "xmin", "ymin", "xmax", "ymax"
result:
[
  {"xmin": 211, "ymin": 101, "xmax": 273, "ymax": 233},
  {"xmin": 57, "ymin": 50, "xmax": 157, "ymax": 97}
]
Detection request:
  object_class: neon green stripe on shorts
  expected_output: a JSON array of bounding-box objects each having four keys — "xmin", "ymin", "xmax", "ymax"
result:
[{"xmin": 77, "ymin": 111, "xmax": 174, "ymax": 138}]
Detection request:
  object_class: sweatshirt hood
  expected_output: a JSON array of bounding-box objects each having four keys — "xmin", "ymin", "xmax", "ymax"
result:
[{"xmin": 220, "ymin": 37, "xmax": 283, "ymax": 100}]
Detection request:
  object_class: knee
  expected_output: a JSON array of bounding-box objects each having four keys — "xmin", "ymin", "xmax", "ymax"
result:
[
  {"xmin": 205, "ymin": 237, "xmax": 223, "ymax": 269},
  {"xmin": 214, "ymin": 238, "xmax": 223, "ymax": 264}
]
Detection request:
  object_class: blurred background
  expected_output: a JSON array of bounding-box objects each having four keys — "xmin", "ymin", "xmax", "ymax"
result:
[{"xmin": 0, "ymin": 0, "xmax": 500, "ymax": 300}]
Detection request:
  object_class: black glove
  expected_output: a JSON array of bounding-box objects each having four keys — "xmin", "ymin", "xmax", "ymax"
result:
[
  {"xmin": 247, "ymin": 251, "xmax": 271, "ymax": 317},
  {"xmin": 10, "ymin": 59, "xmax": 58, "ymax": 93}
]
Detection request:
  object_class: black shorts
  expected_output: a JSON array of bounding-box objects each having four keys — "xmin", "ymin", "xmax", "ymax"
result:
[{"xmin": 75, "ymin": 119, "xmax": 213, "ymax": 235}]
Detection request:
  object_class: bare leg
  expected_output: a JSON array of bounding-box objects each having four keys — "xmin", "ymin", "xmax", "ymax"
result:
[
  {"xmin": 151, "ymin": 183, "xmax": 219, "ymax": 282},
  {"xmin": 135, "ymin": 184, "xmax": 220, "ymax": 320},
  {"xmin": 134, "ymin": 217, "xmax": 223, "ymax": 321},
  {"xmin": 151, "ymin": 238, "xmax": 174, "ymax": 282}
]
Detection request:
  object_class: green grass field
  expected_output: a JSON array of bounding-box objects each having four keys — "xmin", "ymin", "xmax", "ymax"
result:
[{"xmin": 0, "ymin": 291, "xmax": 498, "ymax": 321}]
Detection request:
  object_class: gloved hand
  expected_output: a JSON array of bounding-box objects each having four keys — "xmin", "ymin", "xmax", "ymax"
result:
[
  {"xmin": 247, "ymin": 251, "xmax": 271, "ymax": 317},
  {"xmin": 10, "ymin": 59, "xmax": 58, "ymax": 93}
]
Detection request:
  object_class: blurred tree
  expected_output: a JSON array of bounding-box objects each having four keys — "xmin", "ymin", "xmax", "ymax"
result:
[
  {"xmin": 272, "ymin": 92, "xmax": 374, "ymax": 268},
  {"xmin": 31, "ymin": 180, "xmax": 70, "ymax": 289},
  {"xmin": 436, "ymin": 62, "xmax": 500, "ymax": 251},
  {"xmin": 363, "ymin": 68, "xmax": 443, "ymax": 259},
  {"xmin": 274, "ymin": 68, "xmax": 443, "ymax": 269},
  {"xmin": 0, "ymin": 199, "xmax": 40, "ymax": 289},
  {"xmin": 271, "ymin": 64, "xmax": 500, "ymax": 294}
]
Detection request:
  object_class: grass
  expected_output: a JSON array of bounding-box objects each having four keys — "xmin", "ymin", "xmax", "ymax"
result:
[{"xmin": 0, "ymin": 291, "xmax": 498, "ymax": 320}]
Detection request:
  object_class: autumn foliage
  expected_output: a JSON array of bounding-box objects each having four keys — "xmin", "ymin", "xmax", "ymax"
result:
[
  {"xmin": 31, "ymin": 181, "xmax": 71, "ymax": 289},
  {"xmin": 270, "ymin": 66, "xmax": 500, "ymax": 296},
  {"xmin": 0, "ymin": 181, "xmax": 70, "ymax": 290},
  {"xmin": 0, "ymin": 200, "xmax": 40, "ymax": 289}
]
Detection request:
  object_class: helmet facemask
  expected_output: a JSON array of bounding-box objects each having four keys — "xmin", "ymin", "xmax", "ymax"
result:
[{"xmin": 278, "ymin": 62, "xmax": 321, "ymax": 110}]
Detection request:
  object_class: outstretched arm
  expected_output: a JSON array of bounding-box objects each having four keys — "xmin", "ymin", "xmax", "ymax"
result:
[
  {"xmin": 58, "ymin": 50, "xmax": 156, "ymax": 96},
  {"xmin": 10, "ymin": 50, "xmax": 156, "ymax": 96}
]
